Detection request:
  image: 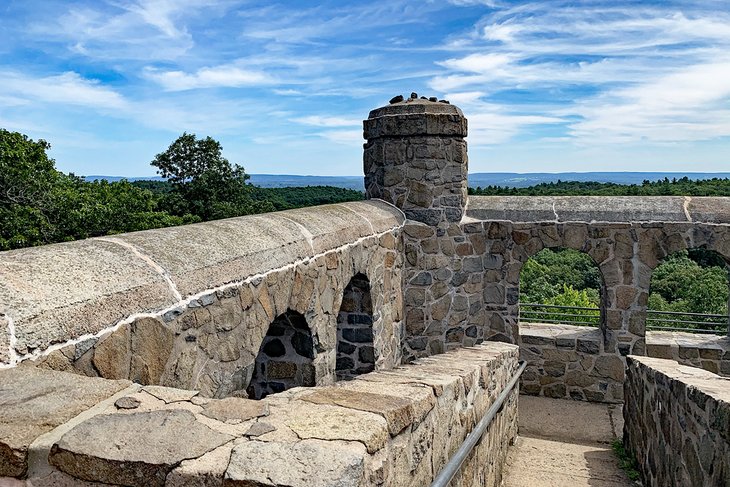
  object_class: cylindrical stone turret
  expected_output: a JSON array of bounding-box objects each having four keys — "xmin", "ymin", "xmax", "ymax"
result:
[{"xmin": 363, "ymin": 96, "xmax": 468, "ymax": 226}]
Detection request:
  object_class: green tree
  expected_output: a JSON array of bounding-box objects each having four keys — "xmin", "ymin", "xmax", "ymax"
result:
[
  {"xmin": 151, "ymin": 133, "xmax": 274, "ymax": 220},
  {"xmin": 0, "ymin": 129, "xmax": 61, "ymax": 249}
]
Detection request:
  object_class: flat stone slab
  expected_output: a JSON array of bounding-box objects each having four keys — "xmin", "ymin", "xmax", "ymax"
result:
[
  {"xmin": 285, "ymin": 403, "xmax": 389, "ymax": 454},
  {"xmin": 49, "ymin": 409, "xmax": 234, "ymax": 486},
  {"xmin": 0, "ymin": 367, "xmax": 129, "ymax": 478},
  {"xmin": 201, "ymin": 397, "xmax": 269, "ymax": 423},
  {"xmin": 301, "ymin": 387, "xmax": 414, "ymax": 435},
  {"xmin": 225, "ymin": 439, "xmax": 366, "ymax": 487}
]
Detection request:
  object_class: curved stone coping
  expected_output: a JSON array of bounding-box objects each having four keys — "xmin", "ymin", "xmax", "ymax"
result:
[
  {"xmin": 0, "ymin": 200, "xmax": 403, "ymax": 364},
  {"xmin": 466, "ymin": 196, "xmax": 730, "ymax": 224},
  {"xmin": 3, "ymin": 342, "xmax": 519, "ymax": 486}
]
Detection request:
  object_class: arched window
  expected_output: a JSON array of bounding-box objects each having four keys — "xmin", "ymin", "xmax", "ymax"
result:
[
  {"xmin": 519, "ymin": 248, "xmax": 604, "ymax": 328},
  {"xmin": 247, "ymin": 310, "xmax": 315, "ymax": 400},
  {"xmin": 648, "ymin": 248, "xmax": 729, "ymax": 334},
  {"xmin": 336, "ymin": 273, "xmax": 375, "ymax": 380}
]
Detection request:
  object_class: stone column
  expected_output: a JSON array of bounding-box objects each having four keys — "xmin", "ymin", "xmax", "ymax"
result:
[
  {"xmin": 363, "ymin": 94, "xmax": 468, "ymax": 227},
  {"xmin": 364, "ymin": 94, "xmax": 475, "ymax": 361}
]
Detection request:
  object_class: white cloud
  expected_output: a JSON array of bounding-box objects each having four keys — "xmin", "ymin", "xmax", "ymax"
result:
[
  {"xmin": 0, "ymin": 71, "xmax": 128, "ymax": 110},
  {"xmin": 291, "ymin": 116, "xmax": 361, "ymax": 128},
  {"xmin": 144, "ymin": 65, "xmax": 273, "ymax": 91},
  {"xmin": 317, "ymin": 130, "xmax": 364, "ymax": 145}
]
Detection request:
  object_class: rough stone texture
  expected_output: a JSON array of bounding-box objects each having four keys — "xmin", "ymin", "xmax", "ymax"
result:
[
  {"xmin": 1, "ymin": 200, "xmax": 404, "ymax": 372},
  {"xmin": 18, "ymin": 204, "xmax": 405, "ymax": 401},
  {"xmin": 0, "ymin": 367, "xmax": 129, "ymax": 478},
  {"xmin": 225, "ymin": 439, "xmax": 367, "ymax": 487},
  {"xmin": 10, "ymin": 342, "xmax": 519, "ymax": 487},
  {"xmin": 646, "ymin": 330, "xmax": 730, "ymax": 377},
  {"xmin": 201, "ymin": 397, "xmax": 268, "ymax": 423},
  {"xmin": 518, "ymin": 323, "xmax": 624, "ymax": 403},
  {"xmin": 0, "ymin": 239, "xmax": 178, "ymax": 357},
  {"xmin": 364, "ymin": 97, "xmax": 468, "ymax": 226},
  {"xmin": 49, "ymin": 410, "xmax": 234, "ymax": 487},
  {"xmin": 624, "ymin": 355, "xmax": 730, "ymax": 486}
]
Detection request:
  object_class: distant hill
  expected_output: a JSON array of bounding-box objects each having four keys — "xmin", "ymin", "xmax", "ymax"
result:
[{"xmin": 85, "ymin": 172, "xmax": 730, "ymax": 190}]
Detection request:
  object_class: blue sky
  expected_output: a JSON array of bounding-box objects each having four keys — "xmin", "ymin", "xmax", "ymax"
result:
[{"xmin": 1, "ymin": 0, "xmax": 729, "ymax": 177}]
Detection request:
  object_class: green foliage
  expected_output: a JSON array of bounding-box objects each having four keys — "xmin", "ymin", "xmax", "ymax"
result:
[
  {"xmin": 520, "ymin": 248, "xmax": 601, "ymax": 305},
  {"xmin": 151, "ymin": 133, "xmax": 274, "ymax": 220},
  {"xmin": 251, "ymin": 185, "xmax": 364, "ymax": 210},
  {"xmin": 469, "ymin": 177, "xmax": 730, "ymax": 196},
  {"xmin": 612, "ymin": 439, "xmax": 641, "ymax": 482},
  {"xmin": 649, "ymin": 250, "xmax": 729, "ymax": 317}
]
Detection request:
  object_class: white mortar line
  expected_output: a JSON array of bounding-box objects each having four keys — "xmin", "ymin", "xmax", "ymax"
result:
[
  {"xmin": 277, "ymin": 216, "xmax": 315, "ymax": 253},
  {"xmin": 683, "ymin": 196, "xmax": 693, "ymax": 222},
  {"xmin": 26, "ymin": 383, "xmax": 141, "ymax": 480},
  {"xmin": 4, "ymin": 315, "xmax": 19, "ymax": 367},
  {"xmin": 98, "ymin": 237, "xmax": 183, "ymax": 302},
  {"xmin": 338, "ymin": 204, "xmax": 375, "ymax": 234},
  {"xmin": 4, "ymin": 222, "xmax": 405, "ymax": 367}
]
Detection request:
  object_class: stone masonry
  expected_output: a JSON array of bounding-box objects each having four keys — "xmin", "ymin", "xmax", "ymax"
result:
[
  {"xmin": 1, "ymin": 342, "xmax": 519, "ymax": 487},
  {"xmin": 248, "ymin": 310, "xmax": 317, "ymax": 400},
  {"xmin": 336, "ymin": 273, "xmax": 376, "ymax": 380},
  {"xmin": 623, "ymin": 355, "xmax": 730, "ymax": 486}
]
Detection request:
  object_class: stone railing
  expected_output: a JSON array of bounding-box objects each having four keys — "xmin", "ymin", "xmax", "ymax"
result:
[
  {"xmin": 623, "ymin": 355, "xmax": 730, "ymax": 486},
  {"xmin": 0, "ymin": 201, "xmax": 405, "ymax": 397},
  {"xmin": 0, "ymin": 342, "xmax": 519, "ymax": 487}
]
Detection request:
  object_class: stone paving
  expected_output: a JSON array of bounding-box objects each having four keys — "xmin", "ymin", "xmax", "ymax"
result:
[{"xmin": 502, "ymin": 395, "xmax": 634, "ymax": 487}]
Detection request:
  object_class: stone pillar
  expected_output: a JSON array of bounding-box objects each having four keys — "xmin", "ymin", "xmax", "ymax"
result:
[
  {"xmin": 363, "ymin": 94, "xmax": 468, "ymax": 226},
  {"xmin": 364, "ymin": 94, "xmax": 477, "ymax": 362}
]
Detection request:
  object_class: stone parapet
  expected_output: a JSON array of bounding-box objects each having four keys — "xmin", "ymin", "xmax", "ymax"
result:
[
  {"xmin": 519, "ymin": 323, "xmax": 623, "ymax": 403},
  {"xmin": 0, "ymin": 201, "xmax": 404, "ymax": 374},
  {"xmin": 1, "ymin": 342, "xmax": 520, "ymax": 487},
  {"xmin": 623, "ymin": 355, "xmax": 730, "ymax": 486},
  {"xmin": 646, "ymin": 330, "xmax": 730, "ymax": 376}
]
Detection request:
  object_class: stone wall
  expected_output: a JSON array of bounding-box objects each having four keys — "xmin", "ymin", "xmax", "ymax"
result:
[
  {"xmin": 1, "ymin": 342, "xmax": 520, "ymax": 487},
  {"xmin": 1, "ymin": 201, "xmax": 405, "ymax": 399},
  {"xmin": 519, "ymin": 323, "xmax": 624, "ymax": 402},
  {"xmin": 623, "ymin": 355, "xmax": 730, "ymax": 486}
]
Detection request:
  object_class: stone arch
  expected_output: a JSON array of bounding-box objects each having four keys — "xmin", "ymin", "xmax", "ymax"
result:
[
  {"xmin": 517, "ymin": 245, "xmax": 607, "ymax": 329},
  {"xmin": 247, "ymin": 310, "xmax": 316, "ymax": 400},
  {"xmin": 335, "ymin": 273, "xmax": 375, "ymax": 380}
]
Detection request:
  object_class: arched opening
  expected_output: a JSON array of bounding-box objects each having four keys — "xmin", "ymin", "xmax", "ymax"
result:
[
  {"xmin": 519, "ymin": 248, "xmax": 604, "ymax": 328},
  {"xmin": 648, "ymin": 248, "xmax": 729, "ymax": 334},
  {"xmin": 336, "ymin": 273, "xmax": 375, "ymax": 380},
  {"xmin": 247, "ymin": 310, "xmax": 316, "ymax": 400}
]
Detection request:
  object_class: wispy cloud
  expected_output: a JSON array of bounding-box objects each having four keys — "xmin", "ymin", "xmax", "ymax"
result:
[
  {"xmin": 291, "ymin": 116, "xmax": 361, "ymax": 128},
  {"xmin": 0, "ymin": 71, "xmax": 128, "ymax": 110},
  {"xmin": 144, "ymin": 65, "xmax": 273, "ymax": 91}
]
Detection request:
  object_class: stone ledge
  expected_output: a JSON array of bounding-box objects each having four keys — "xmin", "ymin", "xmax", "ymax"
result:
[
  {"xmin": 466, "ymin": 196, "xmax": 730, "ymax": 224},
  {"xmin": 0, "ymin": 200, "xmax": 404, "ymax": 366},
  {"xmin": 646, "ymin": 330, "xmax": 730, "ymax": 376},
  {"xmin": 7, "ymin": 342, "xmax": 519, "ymax": 487}
]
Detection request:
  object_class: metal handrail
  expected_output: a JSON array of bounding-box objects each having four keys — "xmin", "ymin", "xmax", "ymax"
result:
[
  {"xmin": 520, "ymin": 303, "xmax": 599, "ymax": 311},
  {"xmin": 430, "ymin": 360, "xmax": 527, "ymax": 487}
]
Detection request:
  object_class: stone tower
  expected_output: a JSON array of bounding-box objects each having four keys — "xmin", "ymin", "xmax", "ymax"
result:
[{"xmin": 363, "ymin": 94, "xmax": 468, "ymax": 227}]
